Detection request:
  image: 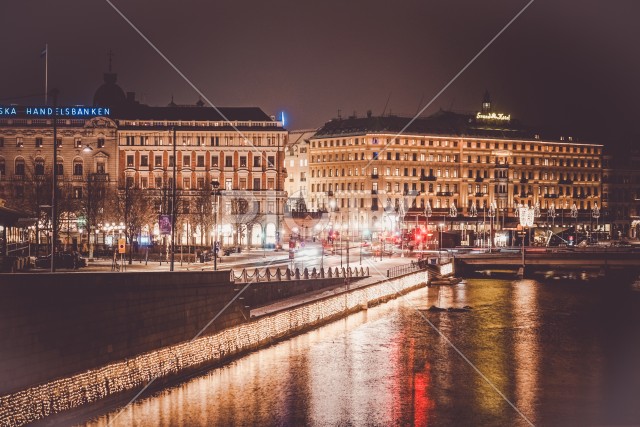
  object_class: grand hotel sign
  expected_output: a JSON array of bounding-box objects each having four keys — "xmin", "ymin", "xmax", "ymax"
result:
[{"xmin": 476, "ymin": 111, "xmax": 511, "ymax": 121}]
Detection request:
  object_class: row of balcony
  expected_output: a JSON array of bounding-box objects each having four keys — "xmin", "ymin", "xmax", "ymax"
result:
[
  {"xmin": 320, "ymin": 189, "xmax": 599, "ymax": 200},
  {"xmin": 125, "ymin": 165, "xmax": 278, "ymax": 172},
  {"xmin": 367, "ymin": 175, "xmax": 587, "ymax": 185}
]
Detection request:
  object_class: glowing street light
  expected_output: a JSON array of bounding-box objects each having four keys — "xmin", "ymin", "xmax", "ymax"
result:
[
  {"xmin": 519, "ymin": 204, "xmax": 535, "ymax": 272},
  {"xmin": 570, "ymin": 203, "xmax": 579, "ymax": 244},
  {"xmin": 591, "ymin": 202, "xmax": 600, "ymax": 242}
]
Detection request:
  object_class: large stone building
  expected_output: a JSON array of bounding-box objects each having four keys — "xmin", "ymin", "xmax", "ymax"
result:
[
  {"xmin": 308, "ymin": 96, "xmax": 604, "ymax": 245},
  {"xmin": 0, "ymin": 108, "xmax": 118, "ymax": 250},
  {"xmin": 115, "ymin": 103, "xmax": 288, "ymax": 248},
  {"xmin": 283, "ymin": 129, "xmax": 314, "ymax": 211},
  {"xmin": 0, "ymin": 69, "xmax": 289, "ymax": 253},
  {"xmin": 602, "ymin": 149, "xmax": 640, "ymax": 239}
]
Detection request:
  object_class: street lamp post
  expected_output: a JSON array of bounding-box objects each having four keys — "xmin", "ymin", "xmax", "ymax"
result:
[
  {"xmin": 170, "ymin": 127, "xmax": 177, "ymax": 272},
  {"xmin": 439, "ymin": 222, "xmax": 445, "ymax": 264},
  {"xmin": 469, "ymin": 202, "xmax": 477, "ymax": 246},
  {"xmin": 570, "ymin": 203, "xmax": 579, "ymax": 244},
  {"xmin": 519, "ymin": 205, "xmax": 534, "ymax": 273},
  {"xmin": 424, "ymin": 201, "xmax": 432, "ymax": 250},
  {"xmin": 592, "ymin": 202, "xmax": 600, "ymax": 243},
  {"xmin": 547, "ymin": 202, "xmax": 556, "ymax": 229},
  {"xmin": 211, "ymin": 180, "xmax": 220, "ymax": 270},
  {"xmin": 82, "ymin": 144, "xmax": 95, "ymax": 260},
  {"xmin": 488, "ymin": 201, "xmax": 496, "ymax": 253},
  {"xmin": 50, "ymin": 89, "xmax": 59, "ymax": 272}
]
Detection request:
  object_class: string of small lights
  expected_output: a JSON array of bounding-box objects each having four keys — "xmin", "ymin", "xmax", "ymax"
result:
[{"xmin": 0, "ymin": 271, "xmax": 427, "ymax": 427}]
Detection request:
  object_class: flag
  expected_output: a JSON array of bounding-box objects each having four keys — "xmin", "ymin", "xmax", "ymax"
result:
[{"xmin": 40, "ymin": 46, "xmax": 47, "ymax": 59}]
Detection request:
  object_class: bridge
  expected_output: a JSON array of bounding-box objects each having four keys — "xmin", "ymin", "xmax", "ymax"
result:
[{"xmin": 453, "ymin": 248, "xmax": 640, "ymax": 277}]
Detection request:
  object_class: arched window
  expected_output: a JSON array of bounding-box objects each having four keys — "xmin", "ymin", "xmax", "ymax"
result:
[
  {"xmin": 73, "ymin": 159, "xmax": 83, "ymax": 176},
  {"xmin": 35, "ymin": 158, "xmax": 45, "ymax": 175},
  {"xmin": 15, "ymin": 158, "xmax": 25, "ymax": 176}
]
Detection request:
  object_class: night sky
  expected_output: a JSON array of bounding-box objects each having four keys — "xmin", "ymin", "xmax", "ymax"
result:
[{"xmin": 2, "ymin": 0, "xmax": 639, "ymax": 151}]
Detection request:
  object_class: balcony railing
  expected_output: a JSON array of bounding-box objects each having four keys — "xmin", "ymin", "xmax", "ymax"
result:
[
  {"xmin": 90, "ymin": 173, "xmax": 109, "ymax": 182},
  {"xmin": 558, "ymin": 179, "xmax": 573, "ymax": 184},
  {"xmin": 520, "ymin": 178, "xmax": 529, "ymax": 183},
  {"xmin": 436, "ymin": 191, "xmax": 453, "ymax": 197},
  {"xmin": 474, "ymin": 192, "xmax": 485, "ymax": 197},
  {"xmin": 371, "ymin": 173, "xmax": 379, "ymax": 179},
  {"xmin": 474, "ymin": 177, "xmax": 484, "ymax": 182},
  {"xmin": 371, "ymin": 189, "xmax": 378, "ymax": 195}
]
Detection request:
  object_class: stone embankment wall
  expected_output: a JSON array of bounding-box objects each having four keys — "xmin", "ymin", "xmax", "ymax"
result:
[
  {"xmin": 0, "ymin": 271, "xmax": 240, "ymax": 397},
  {"xmin": 0, "ymin": 270, "xmax": 428, "ymax": 427}
]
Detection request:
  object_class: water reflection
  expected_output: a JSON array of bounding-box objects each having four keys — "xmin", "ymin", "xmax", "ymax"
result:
[
  {"xmin": 81, "ymin": 278, "xmax": 640, "ymax": 427},
  {"xmin": 512, "ymin": 280, "xmax": 540, "ymax": 425}
]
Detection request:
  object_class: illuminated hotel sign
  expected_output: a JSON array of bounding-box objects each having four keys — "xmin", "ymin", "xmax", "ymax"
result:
[
  {"xmin": 0, "ymin": 106, "xmax": 111, "ymax": 117},
  {"xmin": 476, "ymin": 111, "xmax": 510, "ymax": 121}
]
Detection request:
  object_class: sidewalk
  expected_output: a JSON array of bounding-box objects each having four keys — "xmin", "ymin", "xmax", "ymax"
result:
[
  {"xmin": 249, "ymin": 259, "xmax": 391, "ymax": 317},
  {"xmin": 75, "ymin": 248, "xmax": 289, "ymax": 272}
]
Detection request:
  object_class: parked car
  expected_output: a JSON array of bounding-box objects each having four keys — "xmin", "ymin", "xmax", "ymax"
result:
[
  {"xmin": 223, "ymin": 247, "xmax": 241, "ymax": 256},
  {"xmin": 35, "ymin": 252, "xmax": 87, "ymax": 269}
]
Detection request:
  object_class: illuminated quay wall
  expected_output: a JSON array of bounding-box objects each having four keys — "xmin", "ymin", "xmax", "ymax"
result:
[
  {"xmin": 0, "ymin": 270, "xmax": 428, "ymax": 426},
  {"xmin": 0, "ymin": 272, "xmax": 241, "ymax": 396}
]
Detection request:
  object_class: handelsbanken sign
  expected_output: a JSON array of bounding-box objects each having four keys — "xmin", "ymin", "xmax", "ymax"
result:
[{"xmin": 0, "ymin": 106, "xmax": 111, "ymax": 117}]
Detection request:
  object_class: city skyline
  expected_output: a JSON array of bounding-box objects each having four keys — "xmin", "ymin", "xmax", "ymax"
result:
[{"xmin": 2, "ymin": 0, "xmax": 639, "ymax": 151}]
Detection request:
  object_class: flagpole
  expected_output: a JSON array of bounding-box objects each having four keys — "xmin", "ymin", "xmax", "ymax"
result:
[{"xmin": 44, "ymin": 44, "xmax": 48, "ymax": 105}]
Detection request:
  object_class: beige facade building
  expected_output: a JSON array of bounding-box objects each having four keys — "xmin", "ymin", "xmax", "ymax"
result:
[
  {"xmin": 602, "ymin": 150, "xmax": 640, "ymax": 239},
  {"xmin": 0, "ymin": 111, "xmax": 118, "ymax": 249},
  {"xmin": 115, "ymin": 104, "xmax": 288, "ymax": 248},
  {"xmin": 283, "ymin": 129, "xmax": 314, "ymax": 211},
  {"xmin": 308, "ymin": 99, "xmax": 604, "ymax": 244}
]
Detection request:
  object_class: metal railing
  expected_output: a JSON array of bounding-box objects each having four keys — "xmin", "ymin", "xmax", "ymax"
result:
[
  {"xmin": 386, "ymin": 260, "xmax": 427, "ymax": 279},
  {"xmin": 232, "ymin": 266, "xmax": 370, "ymax": 283}
]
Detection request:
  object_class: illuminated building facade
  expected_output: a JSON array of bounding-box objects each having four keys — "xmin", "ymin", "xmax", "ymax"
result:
[
  {"xmin": 281, "ymin": 130, "xmax": 322, "ymax": 240},
  {"xmin": 0, "ymin": 110, "xmax": 118, "ymax": 249},
  {"xmin": 283, "ymin": 129, "xmax": 314, "ymax": 211},
  {"xmin": 308, "ymin": 97, "xmax": 604, "ymax": 244},
  {"xmin": 115, "ymin": 103, "xmax": 288, "ymax": 248},
  {"xmin": 602, "ymin": 150, "xmax": 640, "ymax": 239}
]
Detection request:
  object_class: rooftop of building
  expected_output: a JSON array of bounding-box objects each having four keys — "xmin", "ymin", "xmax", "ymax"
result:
[
  {"xmin": 312, "ymin": 94, "xmax": 599, "ymax": 146},
  {"xmin": 92, "ymin": 68, "xmax": 280, "ymax": 126}
]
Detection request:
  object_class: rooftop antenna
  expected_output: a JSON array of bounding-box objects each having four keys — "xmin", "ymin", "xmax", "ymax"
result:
[
  {"xmin": 448, "ymin": 97, "xmax": 456, "ymax": 111},
  {"xmin": 337, "ymin": 108, "xmax": 342, "ymax": 119},
  {"xmin": 381, "ymin": 92, "xmax": 392, "ymax": 116}
]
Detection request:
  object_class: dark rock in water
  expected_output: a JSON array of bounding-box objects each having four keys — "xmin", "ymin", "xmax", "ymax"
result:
[
  {"xmin": 427, "ymin": 305, "xmax": 472, "ymax": 312},
  {"xmin": 447, "ymin": 307, "xmax": 467, "ymax": 312},
  {"xmin": 447, "ymin": 306, "xmax": 472, "ymax": 312}
]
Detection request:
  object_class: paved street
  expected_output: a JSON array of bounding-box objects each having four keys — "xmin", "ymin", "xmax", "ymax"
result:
[{"xmin": 31, "ymin": 241, "xmax": 421, "ymax": 275}]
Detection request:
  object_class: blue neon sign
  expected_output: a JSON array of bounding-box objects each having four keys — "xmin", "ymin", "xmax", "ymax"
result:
[{"xmin": 0, "ymin": 106, "xmax": 111, "ymax": 117}]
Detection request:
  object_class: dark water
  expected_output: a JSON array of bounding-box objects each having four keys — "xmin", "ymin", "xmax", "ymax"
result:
[{"xmin": 81, "ymin": 278, "xmax": 640, "ymax": 427}]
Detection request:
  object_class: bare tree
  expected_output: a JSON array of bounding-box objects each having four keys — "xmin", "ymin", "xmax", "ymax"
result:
[
  {"xmin": 192, "ymin": 187, "xmax": 213, "ymax": 247},
  {"xmin": 13, "ymin": 157, "xmax": 53, "ymax": 254},
  {"xmin": 78, "ymin": 172, "xmax": 109, "ymax": 257},
  {"xmin": 221, "ymin": 196, "xmax": 263, "ymax": 249},
  {"xmin": 113, "ymin": 179, "xmax": 155, "ymax": 264},
  {"xmin": 57, "ymin": 181, "xmax": 82, "ymax": 251}
]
